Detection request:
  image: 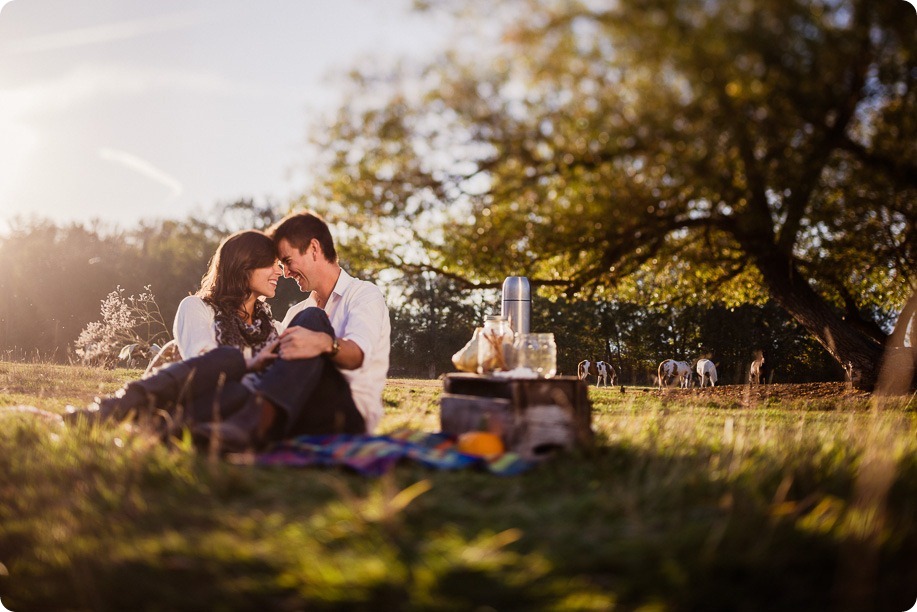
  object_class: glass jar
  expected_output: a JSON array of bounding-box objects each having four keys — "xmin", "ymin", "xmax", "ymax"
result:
[
  {"xmin": 513, "ymin": 333, "xmax": 557, "ymax": 378},
  {"xmin": 477, "ymin": 315, "xmax": 512, "ymax": 374}
]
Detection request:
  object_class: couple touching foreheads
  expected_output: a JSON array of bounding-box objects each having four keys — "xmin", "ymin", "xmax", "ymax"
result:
[{"xmin": 74, "ymin": 210, "xmax": 391, "ymax": 452}]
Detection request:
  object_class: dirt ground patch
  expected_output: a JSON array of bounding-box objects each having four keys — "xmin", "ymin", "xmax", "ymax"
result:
[
  {"xmin": 388, "ymin": 378, "xmax": 873, "ymax": 401},
  {"xmin": 647, "ymin": 381, "xmax": 871, "ymax": 404},
  {"xmin": 386, "ymin": 377, "xmax": 893, "ymax": 409},
  {"xmin": 386, "ymin": 378, "xmax": 444, "ymax": 390}
]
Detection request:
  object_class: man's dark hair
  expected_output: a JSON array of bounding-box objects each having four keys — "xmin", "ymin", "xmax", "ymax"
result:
[{"xmin": 268, "ymin": 211, "xmax": 337, "ymax": 262}]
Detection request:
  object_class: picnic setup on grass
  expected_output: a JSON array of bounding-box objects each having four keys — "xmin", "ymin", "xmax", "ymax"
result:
[
  {"xmin": 254, "ymin": 276, "xmax": 593, "ymax": 475},
  {"xmin": 441, "ymin": 276, "xmax": 592, "ymax": 457}
]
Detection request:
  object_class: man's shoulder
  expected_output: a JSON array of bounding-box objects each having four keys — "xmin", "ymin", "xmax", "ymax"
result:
[
  {"xmin": 345, "ymin": 281, "xmax": 387, "ymax": 312},
  {"xmin": 352, "ymin": 278, "xmax": 384, "ymax": 295},
  {"xmin": 340, "ymin": 272, "xmax": 384, "ymax": 300}
]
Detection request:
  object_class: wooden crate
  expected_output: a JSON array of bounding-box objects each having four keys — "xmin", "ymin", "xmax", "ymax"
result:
[{"xmin": 440, "ymin": 374, "xmax": 593, "ymax": 456}]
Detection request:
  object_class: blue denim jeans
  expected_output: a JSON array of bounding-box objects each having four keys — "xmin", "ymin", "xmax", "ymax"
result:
[
  {"xmin": 129, "ymin": 346, "xmax": 250, "ymax": 423},
  {"xmin": 256, "ymin": 307, "xmax": 365, "ymax": 437},
  {"xmin": 132, "ymin": 307, "xmax": 365, "ymax": 437}
]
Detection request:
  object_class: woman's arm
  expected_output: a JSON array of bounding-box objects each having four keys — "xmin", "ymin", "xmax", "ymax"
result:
[
  {"xmin": 172, "ymin": 296, "xmax": 218, "ymax": 359},
  {"xmin": 245, "ymin": 338, "xmax": 279, "ymax": 371}
]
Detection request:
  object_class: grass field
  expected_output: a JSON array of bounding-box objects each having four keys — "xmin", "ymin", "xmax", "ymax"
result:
[{"xmin": 1, "ymin": 361, "xmax": 915, "ymax": 611}]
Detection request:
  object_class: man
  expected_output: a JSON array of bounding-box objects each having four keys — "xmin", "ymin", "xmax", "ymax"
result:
[{"xmin": 195, "ymin": 211, "xmax": 391, "ymax": 449}]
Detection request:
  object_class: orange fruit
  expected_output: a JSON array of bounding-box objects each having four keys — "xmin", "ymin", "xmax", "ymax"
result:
[{"xmin": 456, "ymin": 431, "xmax": 505, "ymax": 458}]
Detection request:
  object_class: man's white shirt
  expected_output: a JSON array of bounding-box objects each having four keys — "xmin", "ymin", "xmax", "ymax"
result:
[{"xmin": 279, "ymin": 269, "xmax": 391, "ymax": 433}]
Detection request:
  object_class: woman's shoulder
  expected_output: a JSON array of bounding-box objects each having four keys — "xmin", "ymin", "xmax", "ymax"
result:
[
  {"xmin": 173, "ymin": 294, "xmax": 217, "ymax": 358},
  {"xmin": 176, "ymin": 295, "xmax": 214, "ymax": 316}
]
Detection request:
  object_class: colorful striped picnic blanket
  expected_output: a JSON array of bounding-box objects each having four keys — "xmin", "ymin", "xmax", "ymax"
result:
[{"xmin": 255, "ymin": 429, "xmax": 534, "ymax": 476}]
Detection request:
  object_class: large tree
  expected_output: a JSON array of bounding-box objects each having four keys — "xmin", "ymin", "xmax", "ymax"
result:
[{"xmin": 305, "ymin": 0, "xmax": 915, "ymax": 389}]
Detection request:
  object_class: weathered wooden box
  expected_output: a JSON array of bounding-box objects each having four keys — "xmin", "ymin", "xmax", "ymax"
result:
[{"xmin": 440, "ymin": 373, "xmax": 593, "ymax": 457}]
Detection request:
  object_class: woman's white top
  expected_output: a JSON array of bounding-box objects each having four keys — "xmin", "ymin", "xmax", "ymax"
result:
[
  {"xmin": 173, "ymin": 295, "xmax": 283, "ymax": 359},
  {"xmin": 173, "ymin": 295, "xmax": 227, "ymax": 360},
  {"xmin": 172, "ymin": 295, "xmax": 282, "ymax": 390}
]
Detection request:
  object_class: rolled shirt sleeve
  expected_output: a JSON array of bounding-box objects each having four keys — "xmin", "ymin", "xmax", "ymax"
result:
[{"xmin": 339, "ymin": 290, "xmax": 387, "ymax": 364}]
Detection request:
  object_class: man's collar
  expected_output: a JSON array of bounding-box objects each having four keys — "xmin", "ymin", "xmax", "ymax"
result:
[
  {"xmin": 313, "ymin": 266, "xmax": 347, "ymax": 309},
  {"xmin": 330, "ymin": 268, "xmax": 354, "ymax": 298}
]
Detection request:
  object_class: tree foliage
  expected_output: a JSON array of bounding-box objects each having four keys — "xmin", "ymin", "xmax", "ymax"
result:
[
  {"xmin": 387, "ymin": 271, "xmax": 489, "ymax": 377},
  {"xmin": 303, "ymin": 0, "xmax": 915, "ymax": 388}
]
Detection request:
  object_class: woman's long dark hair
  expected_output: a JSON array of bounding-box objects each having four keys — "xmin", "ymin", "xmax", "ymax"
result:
[{"xmin": 198, "ymin": 230, "xmax": 277, "ymax": 319}]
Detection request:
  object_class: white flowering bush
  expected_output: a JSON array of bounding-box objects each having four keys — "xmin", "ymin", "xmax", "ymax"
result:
[{"xmin": 75, "ymin": 285, "xmax": 171, "ymax": 368}]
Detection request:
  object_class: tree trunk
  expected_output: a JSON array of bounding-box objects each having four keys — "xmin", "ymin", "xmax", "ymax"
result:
[
  {"xmin": 750, "ymin": 248, "xmax": 886, "ymax": 390},
  {"xmin": 876, "ymin": 289, "xmax": 917, "ymax": 395}
]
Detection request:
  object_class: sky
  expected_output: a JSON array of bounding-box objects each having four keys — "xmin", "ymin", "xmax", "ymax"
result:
[{"xmin": 0, "ymin": 0, "xmax": 455, "ymax": 229}]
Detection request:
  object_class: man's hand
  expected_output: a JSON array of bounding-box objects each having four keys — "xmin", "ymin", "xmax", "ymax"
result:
[
  {"xmin": 278, "ymin": 326, "xmax": 365, "ymax": 369},
  {"xmin": 245, "ymin": 338, "xmax": 280, "ymax": 372},
  {"xmin": 277, "ymin": 327, "xmax": 331, "ymax": 361}
]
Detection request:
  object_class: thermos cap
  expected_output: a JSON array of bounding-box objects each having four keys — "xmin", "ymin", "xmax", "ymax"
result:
[{"xmin": 501, "ymin": 276, "xmax": 530, "ymax": 301}]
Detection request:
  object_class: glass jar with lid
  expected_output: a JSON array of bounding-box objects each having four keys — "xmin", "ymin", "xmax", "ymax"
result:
[
  {"xmin": 477, "ymin": 315, "xmax": 512, "ymax": 374},
  {"xmin": 513, "ymin": 333, "xmax": 557, "ymax": 378}
]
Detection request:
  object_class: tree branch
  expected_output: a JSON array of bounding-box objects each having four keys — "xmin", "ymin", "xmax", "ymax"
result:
[
  {"xmin": 777, "ymin": 3, "xmax": 874, "ymax": 252},
  {"xmin": 837, "ymin": 137, "xmax": 917, "ymax": 190}
]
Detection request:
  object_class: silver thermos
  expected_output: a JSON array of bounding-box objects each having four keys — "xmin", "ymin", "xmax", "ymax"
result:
[{"xmin": 501, "ymin": 276, "xmax": 531, "ymax": 334}]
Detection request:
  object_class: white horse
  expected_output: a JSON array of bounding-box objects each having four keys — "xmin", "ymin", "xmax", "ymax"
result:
[{"xmin": 697, "ymin": 359, "xmax": 718, "ymax": 387}]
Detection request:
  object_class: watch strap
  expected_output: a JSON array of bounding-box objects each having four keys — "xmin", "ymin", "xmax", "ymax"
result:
[{"xmin": 329, "ymin": 336, "xmax": 340, "ymax": 357}]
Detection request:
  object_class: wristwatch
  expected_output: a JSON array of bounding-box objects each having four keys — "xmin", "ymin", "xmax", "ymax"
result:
[{"xmin": 329, "ymin": 336, "xmax": 340, "ymax": 358}]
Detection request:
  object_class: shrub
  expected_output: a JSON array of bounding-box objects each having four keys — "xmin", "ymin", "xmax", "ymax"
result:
[{"xmin": 74, "ymin": 285, "xmax": 170, "ymax": 368}]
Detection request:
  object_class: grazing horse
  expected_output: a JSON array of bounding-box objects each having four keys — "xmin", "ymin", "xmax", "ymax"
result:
[
  {"xmin": 697, "ymin": 359, "xmax": 718, "ymax": 387},
  {"xmin": 657, "ymin": 359, "xmax": 693, "ymax": 388},
  {"xmin": 595, "ymin": 361, "xmax": 616, "ymax": 387},
  {"xmin": 577, "ymin": 359, "xmax": 593, "ymax": 383},
  {"xmin": 749, "ymin": 350, "xmax": 767, "ymax": 384},
  {"xmin": 578, "ymin": 359, "xmax": 616, "ymax": 386}
]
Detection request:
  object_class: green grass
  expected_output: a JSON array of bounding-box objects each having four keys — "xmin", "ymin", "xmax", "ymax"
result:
[{"xmin": 1, "ymin": 362, "xmax": 916, "ymax": 611}]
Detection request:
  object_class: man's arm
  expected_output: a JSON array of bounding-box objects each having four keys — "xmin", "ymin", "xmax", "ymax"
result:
[
  {"xmin": 277, "ymin": 327, "xmax": 364, "ymax": 370},
  {"xmin": 276, "ymin": 282, "xmax": 387, "ymax": 370}
]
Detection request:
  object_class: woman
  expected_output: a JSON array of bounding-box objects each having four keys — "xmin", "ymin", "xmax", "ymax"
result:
[
  {"xmin": 71, "ymin": 230, "xmax": 283, "ymax": 429},
  {"xmin": 173, "ymin": 229, "xmax": 282, "ymax": 381}
]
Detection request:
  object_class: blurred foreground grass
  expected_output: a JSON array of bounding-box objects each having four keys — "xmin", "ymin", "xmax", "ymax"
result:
[{"xmin": 1, "ymin": 362, "xmax": 915, "ymax": 611}]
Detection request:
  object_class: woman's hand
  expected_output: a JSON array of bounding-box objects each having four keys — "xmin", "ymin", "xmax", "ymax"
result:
[{"xmin": 245, "ymin": 338, "xmax": 280, "ymax": 372}]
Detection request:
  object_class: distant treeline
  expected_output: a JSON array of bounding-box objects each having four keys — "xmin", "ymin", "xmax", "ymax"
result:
[
  {"xmin": 0, "ymin": 201, "xmax": 842, "ymax": 383},
  {"xmin": 0, "ymin": 201, "xmax": 288, "ymax": 362}
]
